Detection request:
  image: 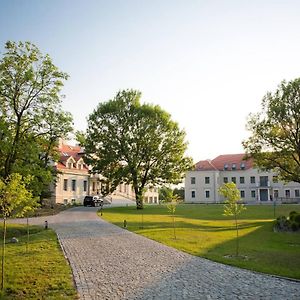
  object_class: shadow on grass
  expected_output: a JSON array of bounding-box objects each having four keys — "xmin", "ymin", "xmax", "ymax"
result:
[{"xmin": 198, "ymin": 221, "xmax": 300, "ymax": 279}]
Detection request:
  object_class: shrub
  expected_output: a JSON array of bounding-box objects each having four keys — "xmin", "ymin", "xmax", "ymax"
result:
[
  {"xmin": 294, "ymin": 214, "xmax": 300, "ymax": 225},
  {"xmin": 289, "ymin": 211, "xmax": 298, "ymax": 221},
  {"xmin": 291, "ymin": 222, "xmax": 299, "ymax": 231}
]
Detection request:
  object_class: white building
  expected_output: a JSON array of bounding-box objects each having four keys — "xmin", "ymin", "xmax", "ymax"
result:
[
  {"xmin": 51, "ymin": 143, "xmax": 159, "ymax": 205},
  {"xmin": 185, "ymin": 154, "xmax": 300, "ymax": 204}
]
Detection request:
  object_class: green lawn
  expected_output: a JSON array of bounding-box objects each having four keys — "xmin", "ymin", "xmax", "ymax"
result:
[
  {"xmin": 100, "ymin": 204, "xmax": 300, "ymax": 279},
  {"xmin": 0, "ymin": 224, "xmax": 78, "ymax": 299}
]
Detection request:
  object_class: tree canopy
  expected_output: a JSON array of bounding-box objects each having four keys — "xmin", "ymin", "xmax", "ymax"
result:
[
  {"xmin": 85, "ymin": 89, "xmax": 193, "ymax": 209},
  {"xmin": 243, "ymin": 78, "xmax": 300, "ymax": 183},
  {"xmin": 0, "ymin": 41, "xmax": 73, "ymax": 197}
]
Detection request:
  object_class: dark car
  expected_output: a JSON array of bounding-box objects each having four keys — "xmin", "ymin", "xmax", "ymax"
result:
[{"xmin": 83, "ymin": 195, "xmax": 103, "ymax": 207}]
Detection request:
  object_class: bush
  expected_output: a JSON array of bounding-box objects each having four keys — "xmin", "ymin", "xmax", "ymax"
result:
[
  {"xmin": 291, "ymin": 222, "xmax": 299, "ymax": 231},
  {"xmin": 294, "ymin": 214, "xmax": 300, "ymax": 225},
  {"xmin": 289, "ymin": 211, "xmax": 298, "ymax": 221},
  {"xmin": 274, "ymin": 212, "xmax": 300, "ymax": 232}
]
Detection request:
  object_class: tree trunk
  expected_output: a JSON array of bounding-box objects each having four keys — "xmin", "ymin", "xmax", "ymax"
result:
[
  {"xmin": 136, "ymin": 194, "xmax": 144, "ymax": 210},
  {"xmin": 26, "ymin": 217, "xmax": 29, "ymax": 252},
  {"xmin": 1, "ymin": 217, "xmax": 6, "ymax": 290},
  {"xmin": 134, "ymin": 185, "xmax": 144, "ymax": 210},
  {"xmin": 235, "ymin": 214, "xmax": 239, "ymax": 257},
  {"xmin": 172, "ymin": 213, "xmax": 176, "ymax": 239}
]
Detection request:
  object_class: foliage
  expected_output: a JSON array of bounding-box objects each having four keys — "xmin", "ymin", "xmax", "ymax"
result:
[
  {"xmin": 159, "ymin": 186, "xmax": 173, "ymax": 202},
  {"xmin": 173, "ymin": 187, "xmax": 185, "ymax": 200},
  {"xmin": 243, "ymin": 78, "xmax": 300, "ymax": 183},
  {"xmin": 85, "ymin": 89, "xmax": 193, "ymax": 209},
  {"xmin": 219, "ymin": 182, "xmax": 246, "ymax": 256},
  {"xmin": 274, "ymin": 211, "xmax": 300, "ymax": 232},
  {"xmin": 0, "ymin": 173, "xmax": 38, "ymax": 219},
  {"xmin": 0, "ymin": 41, "xmax": 73, "ymax": 197},
  {"xmin": 0, "ymin": 223, "xmax": 77, "ymax": 299},
  {"xmin": 101, "ymin": 204, "xmax": 300, "ymax": 279}
]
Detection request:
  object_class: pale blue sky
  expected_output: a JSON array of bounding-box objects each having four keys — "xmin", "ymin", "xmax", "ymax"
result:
[{"xmin": 1, "ymin": 0, "xmax": 300, "ymax": 162}]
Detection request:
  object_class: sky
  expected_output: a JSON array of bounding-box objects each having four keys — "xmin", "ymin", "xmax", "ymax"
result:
[{"xmin": 1, "ymin": 0, "xmax": 300, "ymax": 163}]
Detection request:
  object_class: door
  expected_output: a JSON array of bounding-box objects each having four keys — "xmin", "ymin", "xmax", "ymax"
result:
[{"xmin": 260, "ymin": 189, "xmax": 268, "ymax": 201}]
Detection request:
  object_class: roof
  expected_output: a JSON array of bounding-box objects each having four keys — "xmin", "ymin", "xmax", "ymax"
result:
[
  {"xmin": 56, "ymin": 144, "xmax": 88, "ymax": 172},
  {"xmin": 195, "ymin": 154, "xmax": 253, "ymax": 171}
]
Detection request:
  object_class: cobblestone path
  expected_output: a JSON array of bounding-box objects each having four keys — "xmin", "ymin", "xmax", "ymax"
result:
[{"xmin": 14, "ymin": 207, "xmax": 300, "ymax": 299}]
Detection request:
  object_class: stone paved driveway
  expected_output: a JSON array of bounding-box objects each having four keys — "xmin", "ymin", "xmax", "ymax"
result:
[{"xmin": 13, "ymin": 207, "xmax": 300, "ymax": 299}]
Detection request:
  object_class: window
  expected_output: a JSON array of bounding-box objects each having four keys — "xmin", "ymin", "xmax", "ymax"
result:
[
  {"xmin": 223, "ymin": 177, "xmax": 228, "ymax": 183},
  {"xmin": 273, "ymin": 176, "xmax": 278, "ymax": 183},
  {"xmin": 205, "ymin": 177, "xmax": 210, "ymax": 184},
  {"xmin": 72, "ymin": 180, "xmax": 76, "ymax": 191},
  {"xmin": 83, "ymin": 180, "xmax": 87, "ymax": 192},
  {"xmin": 154, "ymin": 196, "xmax": 158, "ymax": 203},
  {"xmin": 240, "ymin": 162, "xmax": 245, "ymax": 170},
  {"xmin": 224, "ymin": 164, "xmax": 228, "ymax": 170},
  {"xmin": 205, "ymin": 190, "xmax": 210, "ymax": 198},
  {"xmin": 92, "ymin": 182, "xmax": 96, "ymax": 192},
  {"xmin": 250, "ymin": 176, "xmax": 256, "ymax": 184},
  {"xmin": 260, "ymin": 176, "xmax": 268, "ymax": 187},
  {"xmin": 191, "ymin": 177, "xmax": 196, "ymax": 184},
  {"xmin": 240, "ymin": 190, "xmax": 245, "ymax": 198},
  {"xmin": 251, "ymin": 190, "xmax": 256, "ymax": 198},
  {"xmin": 240, "ymin": 177, "xmax": 245, "ymax": 184},
  {"xmin": 295, "ymin": 190, "xmax": 300, "ymax": 198},
  {"xmin": 63, "ymin": 199, "xmax": 68, "ymax": 205},
  {"xmin": 232, "ymin": 163, "xmax": 236, "ymax": 170},
  {"xmin": 285, "ymin": 190, "xmax": 290, "ymax": 198},
  {"xmin": 72, "ymin": 199, "xmax": 76, "ymax": 204},
  {"xmin": 67, "ymin": 162, "xmax": 72, "ymax": 169},
  {"xmin": 191, "ymin": 191, "xmax": 195, "ymax": 198},
  {"xmin": 274, "ymin": 190, "xmax": 279, "ymax": 198},
  {"xmin": 231, "ymin": 177, "xmax": 236, "ymax": 184},
  {"xmin": 63, "ymin": 179, "xmax": 68, "ymax": 191}
]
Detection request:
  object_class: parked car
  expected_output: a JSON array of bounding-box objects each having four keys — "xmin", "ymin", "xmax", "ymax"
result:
[{"xmin": 83, "ymin": 195, "xmax": 103, "ymax": 207}]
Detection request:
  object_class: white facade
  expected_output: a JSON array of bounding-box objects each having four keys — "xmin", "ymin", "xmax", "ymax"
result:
[{"xmin": 185, "ymin": 155, "xmax": 300, "ymax": 204}]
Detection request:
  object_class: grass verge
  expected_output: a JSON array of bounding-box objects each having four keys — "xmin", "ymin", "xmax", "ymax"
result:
[
  {"xmin": 0, "ymin": 223, "xmax": 77, "ymax": 299},
  {"xmin": 100, "ymin": 204, "xmax": 300, "ymax": 279}
]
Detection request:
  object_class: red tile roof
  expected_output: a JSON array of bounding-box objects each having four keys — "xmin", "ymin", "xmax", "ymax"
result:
[
  {"xmin": 56, "ymin": 144, "xmax": 88, "ymax": 172},
  {"xmin": 195, "ymin": 154, "xmax": 253, "ymax": 171}
]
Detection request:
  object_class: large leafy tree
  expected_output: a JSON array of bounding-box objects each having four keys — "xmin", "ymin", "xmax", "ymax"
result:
[
  {"xmin": 243, "ymin": 78, "xmax": 300, "ymax": 183},
  {"xmin": 0, "ymin": 41, "xmax": 73, "ymax": 197},
  {"xmin": 85, "ymin": 90, "xmax": 193, "ymax": 209}
]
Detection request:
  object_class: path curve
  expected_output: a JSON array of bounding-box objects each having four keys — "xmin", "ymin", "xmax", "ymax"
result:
[{"xmin": 13, "ymin": 207, "xmax": 300, "ymax": 300}]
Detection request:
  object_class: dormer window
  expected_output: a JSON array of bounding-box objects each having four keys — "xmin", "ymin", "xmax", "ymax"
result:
[
  {"xmin": 67, "ymin": 162, "xmax": 72, "ymax": 168},
  {"xmin": 232, "ymin": 163, "xmax": 236, "ymax": 170},
  {"xmin": 224, "ymin": 164, "xmax": 228, "ymax": 170},
  {"xmin": 240, "ymin": 162, "xmax": 245, "ymax": 170}
]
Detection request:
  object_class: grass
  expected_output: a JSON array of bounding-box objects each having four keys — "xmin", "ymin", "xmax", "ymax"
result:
[
  {"xmin": 100, "ymin": 204, "xmax": 300, "ymax": 279},
  {"xmin": 0, "ymin": 223, "xmax": 78, "ymax": 299}
]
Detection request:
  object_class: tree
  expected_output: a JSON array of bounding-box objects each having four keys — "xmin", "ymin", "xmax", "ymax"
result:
[
  {"xmin": 0, "ymin": 173, "xmax": 39, "ymax": 290},
  {"xmin": 159, "ymin": 186, "xmax": 173, "ymax": 202},
  {"xmin": 85, "ymin": 90, "xmax": 193, "ymax": 209},
  {"xmin": 0, "ymin": 41, "xmax": 73, "ymax": 198},
  {"xmin": 218, "ymin": 182, "xmax": 246, "ymax": 257},
  {"xmin": 243, "ymin": 78, "xmax": 300, "ymax": 183},
  {"xmin": 166, "ymin": 193, "xmax": 180, "ymax": 240}
]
